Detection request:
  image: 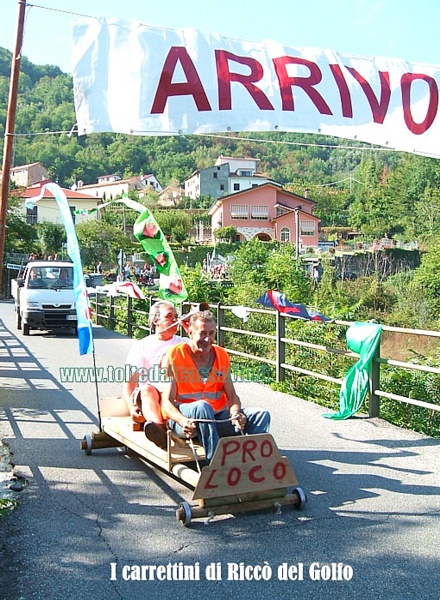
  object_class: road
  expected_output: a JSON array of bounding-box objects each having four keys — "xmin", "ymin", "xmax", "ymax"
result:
[{"xmin": 0, "ymin": 299, "xmax": 439, "ymax": 599}]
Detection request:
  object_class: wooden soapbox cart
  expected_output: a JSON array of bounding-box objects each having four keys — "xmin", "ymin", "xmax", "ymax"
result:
[{"xmin": 80, "ymin": 396, "xmax": 307, "ymax": 525}]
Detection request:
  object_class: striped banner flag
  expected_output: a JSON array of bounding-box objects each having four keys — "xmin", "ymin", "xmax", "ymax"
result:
[{"xmin": 25, "ymin": 183, "xmax": 94, "ymax": 355}]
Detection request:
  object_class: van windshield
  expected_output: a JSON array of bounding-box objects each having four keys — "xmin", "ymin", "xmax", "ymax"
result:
[{"xmin": 28, "ymin": 266, "xmax": 74, "ymax": 289}]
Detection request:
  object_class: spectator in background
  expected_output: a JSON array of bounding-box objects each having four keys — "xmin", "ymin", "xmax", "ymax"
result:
[
  {"xmin": 124, "ymin": 263, "xmax": 132, "ymax": 280},
  {"xmin": 312, "ymin": 265, "xmax": 320, "ymax": 287}
]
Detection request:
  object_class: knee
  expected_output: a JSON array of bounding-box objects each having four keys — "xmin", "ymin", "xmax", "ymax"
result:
[
  {"xmin": 190, "ymin": 401, "xmax": 214, "ymax": 419},
  {"xmin": 139, "ymin": 384, "xmax": 160, "ymax": 401},
  {"xmin": 245, "ymin": 408, "xmax": 271, "ymax": 432}
]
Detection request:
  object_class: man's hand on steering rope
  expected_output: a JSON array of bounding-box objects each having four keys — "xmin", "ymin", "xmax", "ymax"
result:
[
  {"xmin": 230, "ymin": 410, "xmax": 247, "ymax": 431},
  {"xmin": 183, "ymin": 418, "xmax": 197, "ymax": 438}
]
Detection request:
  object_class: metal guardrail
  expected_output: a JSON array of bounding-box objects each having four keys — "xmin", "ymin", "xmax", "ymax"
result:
[{"xmin": 88, "ymin": 293, "xmax": 440, "ymax": 418}]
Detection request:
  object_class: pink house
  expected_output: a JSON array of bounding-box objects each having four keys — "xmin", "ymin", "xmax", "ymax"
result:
[{"xmin": 209, "ymin": 182, "xmax": 320, "ymax": 247}]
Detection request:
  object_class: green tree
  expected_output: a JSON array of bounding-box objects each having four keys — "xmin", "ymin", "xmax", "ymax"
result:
[
  {"xmin": 264, "ymin": 244, "xmax": 311, "ymax": 302},
  {"xmin": 227, "ymin": 239, "xmax": 311, "ymax": 305},
  {"xmin": 229, "ymin": 238, "xmax": 272, "ymax": 288},
  {"xmin": 411, "ymin": 240, "xmax": 440, "ymax": 321},
  {"xmin": 35, "ymin": 222, "xmax": 66, "ymax": 256},
  {"xmin": 154, "ymin": 210, "xmax": 192, "ymax": 243},
  {"xmin": 178, "ymin": 264, "xmax": 225, "ymax": 303},
  {"xmin": 5, "ymin": 197, "xmax": 37, "ymax": 253},
  {"xmin": 214, "ymin": 226, "xmax": 237, "ymax": 243},
  {"xmin": 75, "ymin": 220, "xmax": 134, "ymax": 270}
]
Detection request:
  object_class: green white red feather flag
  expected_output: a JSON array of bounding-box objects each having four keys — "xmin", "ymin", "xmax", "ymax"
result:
[
  {"xmin": 132, "ymin": 208, "xmax": 188, "ymax": 304},
  {"xmin": 78, "ymin": 196, "xmax": 188, "ymax": 304}
]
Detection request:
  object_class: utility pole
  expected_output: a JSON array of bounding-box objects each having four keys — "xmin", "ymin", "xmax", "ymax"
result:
[
  {"xmin": 294, "ymin": 206, "xmax": 302, "ymax": 260},
  {"xmin": 0, "ymin": 0, "xmax": 27, "ymax": 293}
]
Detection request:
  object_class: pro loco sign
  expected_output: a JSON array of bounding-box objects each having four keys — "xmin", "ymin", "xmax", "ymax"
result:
[
  {"xmin": 192, "ymin": 434, "xmax": 298, "ymax": 501},
  {"xmin": 72, "ymin": 18, "xmax": 440, "ymax": 157}
]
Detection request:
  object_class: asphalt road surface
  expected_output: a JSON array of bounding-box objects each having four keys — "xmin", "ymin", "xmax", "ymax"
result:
[{"xmin": 1, "ymin": 299, "xmax": 439, "ymax": 600}]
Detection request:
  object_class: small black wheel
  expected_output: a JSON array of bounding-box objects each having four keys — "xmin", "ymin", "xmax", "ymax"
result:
[
  {"xmin": 176, "ymin": 502, "xmax": 192, "ymax": 526},
  {"xmin": 16, "ymin": 311, "xmax": 22, "ymax": 330},
  {"xmin": 83, "ymin": 434, "xmax": 92, "ymax": 455},
  {"xmin": 292, "ymin": 487, "xmax": 307, "ymax": 510},
  {"xmin": 23, "ymin": 323, "xmax": 30, "ymax": 336}
]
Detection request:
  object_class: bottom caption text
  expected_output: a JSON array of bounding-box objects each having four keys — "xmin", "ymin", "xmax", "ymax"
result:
[{"xmin": 110, "ymin": 561, "xmax": 354, "ymax": 582}]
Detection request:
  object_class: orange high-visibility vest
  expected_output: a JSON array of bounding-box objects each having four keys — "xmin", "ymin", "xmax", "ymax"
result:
[{"xmin": 167, "ymin": 342, "xmax": 230, "ymax": 412}]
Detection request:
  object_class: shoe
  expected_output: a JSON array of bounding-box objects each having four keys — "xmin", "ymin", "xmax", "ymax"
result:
[{"xmin": 144, "ymin": 421, "xmax": 168, "ymax": 450}]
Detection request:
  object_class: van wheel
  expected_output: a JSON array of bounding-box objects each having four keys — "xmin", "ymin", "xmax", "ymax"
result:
[
  {"xmin": 16, "ymin": 311, "xmax": 22, "ymax": 330},
  {"xmin": 23, "ymin": 323, "xmax": 30, "ymax": 336}
]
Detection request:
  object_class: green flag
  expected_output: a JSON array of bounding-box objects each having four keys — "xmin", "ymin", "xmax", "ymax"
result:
[
  {"xmin": 133, "ymin": 208, "xmax": 188, "ymax": 304},
  {"xmin": 323, "ymin": 321, "xmax": 382, "ymax": 420}
]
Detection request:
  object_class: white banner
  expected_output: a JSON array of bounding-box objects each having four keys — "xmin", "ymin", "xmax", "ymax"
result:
[{"xmin": 72, "ymin": 18, "xmax": 440, "ymax": 157}]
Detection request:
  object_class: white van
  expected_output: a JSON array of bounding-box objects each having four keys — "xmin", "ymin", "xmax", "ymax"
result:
[{"xmin": 11, "ymin": 261, "xmax": 77, "ymax": 336}]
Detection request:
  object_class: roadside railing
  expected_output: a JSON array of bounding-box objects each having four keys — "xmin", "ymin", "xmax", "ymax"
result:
[{"xmin": 88, "ymin": 292, "xmax": 440, "ymax": 421}]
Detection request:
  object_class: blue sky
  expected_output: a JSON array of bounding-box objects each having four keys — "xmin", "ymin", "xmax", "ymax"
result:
[{"xmin": 1, "ymin": 0, "xmax": 440, "ymax": 74}]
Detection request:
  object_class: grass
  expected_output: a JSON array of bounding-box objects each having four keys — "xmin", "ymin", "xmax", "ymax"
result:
[{"xmin": 0, "ymin": 498, "xmax": 18, "ymax": 517}]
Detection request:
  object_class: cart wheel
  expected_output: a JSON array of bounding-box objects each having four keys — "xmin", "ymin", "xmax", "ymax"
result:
[
  {"xmin": 292, "ymin": 487, "xmax": 307, "ymax": 510},
  {"xmin": 83, "ymin": 434, "xmax": 93, "ymax": 455},
  {"xmin": 176, "ymin": 502, "xmax": 192, "ymax": 527}
]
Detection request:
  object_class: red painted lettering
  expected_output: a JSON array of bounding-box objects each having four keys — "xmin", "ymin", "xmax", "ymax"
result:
[
  {"xmin": 329, "ymin": 64, "xmax": 353, "ymax": 118},
  {"xmin": 203, "ymin": 469, "xmax": 218, "ymax": 489},
  {"xmin": 227, "ymin": 467, "xmax": 241, "ymax": 487},
  {"xmin": 273, "ymin": 461, "xmax": 287, "ymax": 481},
  {"xmin": 241, "ymin": 438, "xmax": 257, "ymax": 463},
  {"xmin": 220, "ymin": 439, "xmax": 241, "ymax": 466},
  {"xmin": 151, "ymin": 47, "xmax": 211, "ymax": 114},
  {"xmin": 272, "ymin": 56, "xmax": 332, "ymax": 114},
  {"xmin": 345, "ymin": 67, "xmax": 391, "ymax": 124},
  {"xmin": 401, "ymin": 73, "xmax": 439, "ymax": 134},
  {"xmin": 260, "ymin": 439, "xmax": 273, "ymax": 458},
  {"xmin": 249, "ymin": 465, "xmax": 265, "ymax": 483},
  {"xmin": 215, "ymin": 50, "xmax": 274, "ymax": 111}
]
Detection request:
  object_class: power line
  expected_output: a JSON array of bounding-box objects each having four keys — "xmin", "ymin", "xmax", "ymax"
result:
[
  {"xmin": 4, "ymin": 127, "xmax": 401, "ymax": 155},
  {"xmin": 197, "ymin": 133, "xmax": 393, "ymax": 153},
  {"xmin": 10, "ymin": 130, "xmax": 73, "ymax": 137},
  {"xmin": 27, "ymin": 3, "xmax": 99, "ymax": 19}
]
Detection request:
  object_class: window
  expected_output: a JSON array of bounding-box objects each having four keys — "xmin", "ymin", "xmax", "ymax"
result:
[
  {"xmin": 239, "ymin": 170, "xmax": 253, "ymax": 176},
  {"xmin": 280, "ymin": 227, "xmax": 290, "ymax": 242},
  {"xmin": 230, "ymin": 205, "xmax": 248, "ymax": 219},
  {"xmin": 26, "ymin": 206, "xmax": 38, "ymax": 224},
  {"xmin": 300, "ymin": 220, "xmax": 315, "ymax": 236},
  {"xmin": 213, "ymin": 172, "xmax": 218, "ymax": 178},
  {"xmin": 220, "ymin": 184, "xmax": 225, "ymax": 191},
  {"xmin": 233, "ymin": 183, "xmax": 240, "ymax": 191},
  {"xmin": 251, "ymin": 206, "xmax": 269, "ymax": 220}
]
